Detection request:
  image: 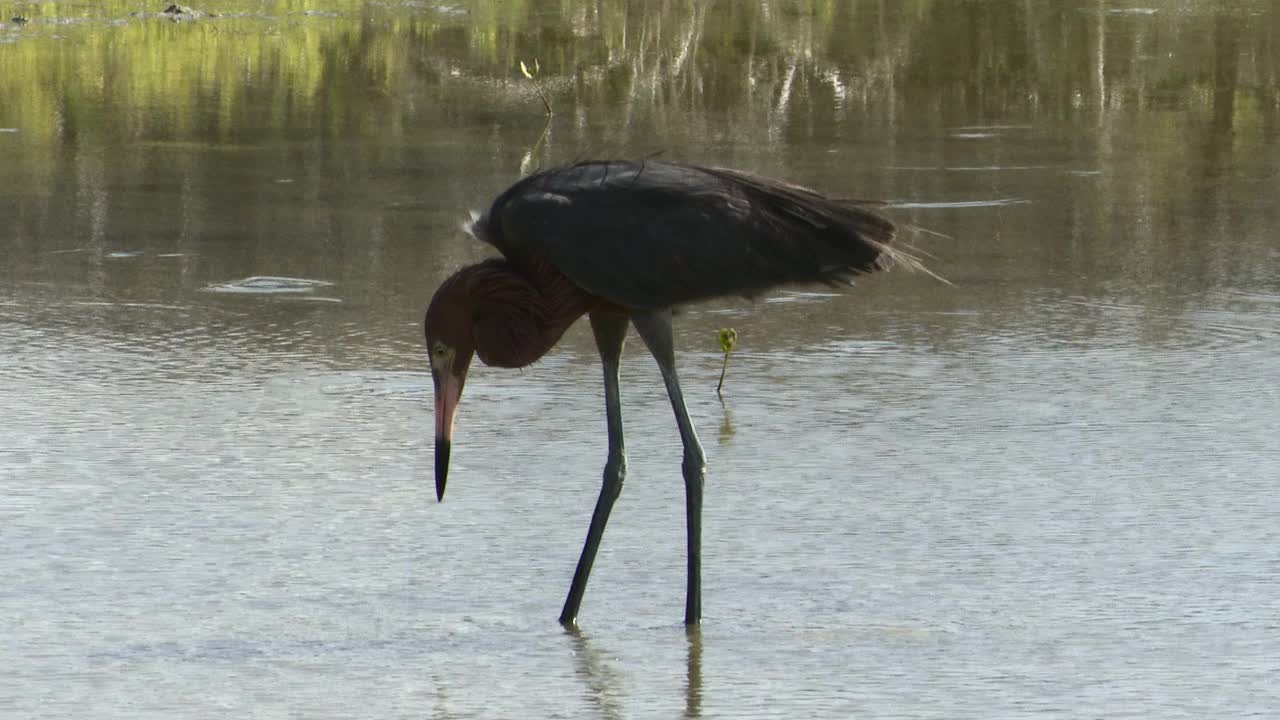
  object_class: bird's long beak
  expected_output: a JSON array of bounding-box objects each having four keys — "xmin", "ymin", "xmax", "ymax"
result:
[{"xmin": 433, "ymin": 370, "xmax": 465, "ymax": 502}]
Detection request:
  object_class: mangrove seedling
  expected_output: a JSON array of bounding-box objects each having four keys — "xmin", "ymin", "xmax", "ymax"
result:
[
  {"xmin": 520, "ymin": 59, "xmax": 552, "ymax": 116},
  {"xmin": 716, "ymin": 327, "xmax": 738, "ymax": 398}
]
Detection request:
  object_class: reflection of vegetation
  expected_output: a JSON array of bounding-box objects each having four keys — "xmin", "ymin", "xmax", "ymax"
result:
[
  {"xmin": 4, "ymin": 1, "xmax": 1276, "ymax": 152},
  {"xmin": 2, "ymin": 0, "xmax": 1278, "ymax": 310}
]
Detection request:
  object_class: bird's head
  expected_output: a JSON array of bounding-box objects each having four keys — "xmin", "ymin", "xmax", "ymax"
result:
[{"xmin": 424, "ymin": 276, "xmax": 476, "ymax": 502}]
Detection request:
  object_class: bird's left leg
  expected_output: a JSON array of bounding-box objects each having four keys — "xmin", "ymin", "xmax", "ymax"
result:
[{"xmin": 632, "ymin": 308, "xmax": 706, "ymax": 625}]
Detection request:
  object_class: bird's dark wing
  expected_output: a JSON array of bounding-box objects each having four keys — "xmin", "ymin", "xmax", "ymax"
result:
[{"xmin": 477, "ymin": 160, "xmax": 902, "ymax": 310}]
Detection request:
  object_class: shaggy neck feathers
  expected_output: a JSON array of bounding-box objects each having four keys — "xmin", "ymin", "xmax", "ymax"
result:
[{"xmin": 448, "ymin": 258, "xmax": 597, "ymax": 369}]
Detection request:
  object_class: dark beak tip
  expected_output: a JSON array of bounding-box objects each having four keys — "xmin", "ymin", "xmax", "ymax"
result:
[{"xmin": 434, "ymin": 436, "xmax": 451, "ymax": 503}]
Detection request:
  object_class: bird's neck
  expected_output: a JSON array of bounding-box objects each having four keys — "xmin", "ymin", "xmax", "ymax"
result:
[{"xmin": 465, "ymin": 259, "xmax": 596, "ymax": 369}]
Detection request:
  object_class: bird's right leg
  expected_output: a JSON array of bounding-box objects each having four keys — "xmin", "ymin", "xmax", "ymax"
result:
[
  {"xmin": 632, "ymin": 308, "xmax": 706, "ymax": 626},
  {"xmin": 559, "ymin": 311, "xmax": 630, "ymax": 627}
]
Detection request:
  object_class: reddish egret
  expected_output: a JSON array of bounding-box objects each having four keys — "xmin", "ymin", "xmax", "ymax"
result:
[{"xmin": 425, "ymin": 160, "xmax": 915, "ymax": 626}]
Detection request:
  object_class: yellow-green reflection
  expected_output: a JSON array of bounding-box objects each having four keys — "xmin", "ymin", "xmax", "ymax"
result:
[
  {"xmin": 1, "ymin": 0, "xmax": 1277, "ymax": 305},
  {"xmin": 3, "ymin": 2, "xmax": 1275, "ymax": 148}
]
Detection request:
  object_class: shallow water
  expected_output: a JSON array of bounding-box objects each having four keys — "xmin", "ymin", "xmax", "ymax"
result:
[{"xmin": 3, "ymin": 1, "xmax": 1279, "ymax": 718}]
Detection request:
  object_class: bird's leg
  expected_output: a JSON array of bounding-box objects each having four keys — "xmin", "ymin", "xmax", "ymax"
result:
[
  {"xmin": 559, "ymin": 311, "xmax": 630, "ymax": 627},
  {"xmin": 631, "ymin": 309, "xmax": 706, "ymax": 625}
]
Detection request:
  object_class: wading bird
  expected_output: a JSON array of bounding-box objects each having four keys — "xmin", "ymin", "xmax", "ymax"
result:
[{"xmin": 425, "ymin": 160, "xmax": 917, "ymax": 626}]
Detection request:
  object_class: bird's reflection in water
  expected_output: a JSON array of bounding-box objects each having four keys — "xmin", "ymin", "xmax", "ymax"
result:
[
  {"xmin": 429, "ymin": 673, "xmax": 460, "ymax": 720},
  {"xmin": 566, "ymin": 626, "xmax": 625, "ymax": 720},
  {"xmin": 564, "ymin": 625, "xmax": 704, "ymax": 719},
  {"xmin": 684, "ymin": 626, "xmax": 704, "ymax": 719}
]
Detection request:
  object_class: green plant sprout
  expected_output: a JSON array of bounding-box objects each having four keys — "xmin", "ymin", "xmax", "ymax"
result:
[{"xmin": 716, "ymin": 327, "xmax": 738, "ymax": 398}]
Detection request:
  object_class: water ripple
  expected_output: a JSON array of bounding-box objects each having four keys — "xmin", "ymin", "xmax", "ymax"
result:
[{"xmin": 203, "ymin": 276, "xmax": 336, "ymax": 295}]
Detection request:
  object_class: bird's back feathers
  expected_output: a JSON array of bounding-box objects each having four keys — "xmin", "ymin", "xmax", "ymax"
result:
[{"xmin": 469, "ymin": 160, "xmax": 914, "ymax": 309}]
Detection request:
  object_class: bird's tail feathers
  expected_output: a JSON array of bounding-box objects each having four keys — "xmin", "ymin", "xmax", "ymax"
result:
[
  {"xmin": 700, "ymin": 165, "xmax": 932, "ymax": 277},
  {"xmin": 869, "ymin": 237, "xmax": 951, "ymax": 285},
  {"xmin": 765, "ymin": 185, "xmax": 944, "ymax": 282},
  {"xmin": 804, "ymin": 193, "xmax": 949, "ymax": 285}
]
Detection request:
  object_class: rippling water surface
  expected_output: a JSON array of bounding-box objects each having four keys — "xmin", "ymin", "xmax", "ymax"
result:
[{"xmin": 2, "ymin": 2, "xmax": 1279, "ymax": 718}]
